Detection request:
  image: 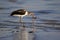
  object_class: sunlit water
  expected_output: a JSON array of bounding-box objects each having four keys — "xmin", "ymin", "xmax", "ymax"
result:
[{"xmin": 0, "ymin": 0, "xmax": 60, "ymax": 40}]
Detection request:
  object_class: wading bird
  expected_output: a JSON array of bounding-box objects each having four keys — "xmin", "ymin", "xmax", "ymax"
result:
[{"xmin": 10, "ymin": 9, "xmax": 36, "ymax": 33}]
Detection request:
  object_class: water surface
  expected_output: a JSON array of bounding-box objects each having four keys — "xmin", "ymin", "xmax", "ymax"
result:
[{"xmin": 0, "ymin": 0, "xmax": 60, "ymax": 40}]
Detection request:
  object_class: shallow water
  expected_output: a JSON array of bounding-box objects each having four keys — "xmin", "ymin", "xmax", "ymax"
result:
[{"xmin": 0, "ymin": 0, "xmax": 60, "ymax": 40}]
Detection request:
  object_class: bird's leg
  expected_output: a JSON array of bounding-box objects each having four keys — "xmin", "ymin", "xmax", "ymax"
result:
[
  {"xmin": 19, "ymin": 16, "xmax": 22, "ymax": 39},
  {"xmin": 19, "ymin": 16, "xmax": 25, "ymax": 30},
  {"xmin": 19, "ymin": 16, "xmax": 26, "ymax": 40},
  {"xmin": 19, "ymin": 16, "xmax": 22, "ymax": 27}
]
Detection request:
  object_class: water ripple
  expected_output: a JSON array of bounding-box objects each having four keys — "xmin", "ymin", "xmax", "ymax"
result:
[{"xmin": 32, "ymin": 10, "xmax": 54, "ymax": 14}]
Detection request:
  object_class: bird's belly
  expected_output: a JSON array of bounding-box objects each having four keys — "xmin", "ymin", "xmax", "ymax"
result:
[{"xmin": 13, "ymin": 15, "xmax": 26, "ymax": 17}]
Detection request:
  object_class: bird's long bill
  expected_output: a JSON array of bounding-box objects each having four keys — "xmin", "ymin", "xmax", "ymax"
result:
[{"xmin": 28, "ymin": 12, "xmax": 34, "ymax": 16}]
